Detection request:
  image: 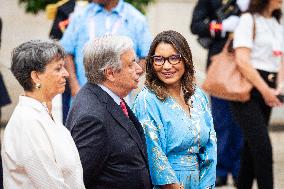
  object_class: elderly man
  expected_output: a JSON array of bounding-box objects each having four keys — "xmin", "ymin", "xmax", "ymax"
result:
[
  {"xmin": 60, "ymin": 0, "xmax": 152, "ymax": 123},
  {"xmin": 66, "ymin": 35, "xmax": 151, "ymax": 189},
  {"xmin": 60, "ymin": 0, "xmax": 152, "ymax": 102}
]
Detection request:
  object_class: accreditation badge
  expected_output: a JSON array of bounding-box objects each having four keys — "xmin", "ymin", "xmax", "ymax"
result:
[{"xmin": 272, "ymin": 26, "xmax": 283, "ymax": 57}]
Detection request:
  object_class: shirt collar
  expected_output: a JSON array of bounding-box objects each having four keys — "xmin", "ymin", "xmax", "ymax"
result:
[
  {"xmin": 93, "ymin": 0, "xmax": 124, "ymax": 16},
  {"xmin": 98, "ymin": 84, "xmax": 121, "ymax": 105},
  {"xmin": 112, "ymin": 0, "xmax": 124, "ymax": 15},
  {"xmin": 18, "ymin": 95, "xmax": 47, "ymax": 113}
]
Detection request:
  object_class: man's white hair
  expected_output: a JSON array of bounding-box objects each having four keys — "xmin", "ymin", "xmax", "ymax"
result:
[{"xmin": 83, "ymin": 35, "xmax": 134, "ymax": 84}]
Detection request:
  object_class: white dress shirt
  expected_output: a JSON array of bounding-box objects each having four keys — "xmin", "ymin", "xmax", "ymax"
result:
[
  {"xmin": 1, "ymin": 96, "xmax": 85, "ymax": 189},
  {"xmin": 98, "ymin": 84, "xmax": 121, "ymax": 105}
]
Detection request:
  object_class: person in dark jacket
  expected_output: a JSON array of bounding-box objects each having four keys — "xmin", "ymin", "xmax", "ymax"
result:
[
  {"xmin": 49, "ymin": 0, "xmax": 76, "ymax": 40},
  {"xmin": 190, "ymin": 0, "xmax": 249, "ymax": 186}
]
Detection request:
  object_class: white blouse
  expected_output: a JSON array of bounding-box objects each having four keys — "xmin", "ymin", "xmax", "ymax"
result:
[
  {"xmin": 233, "ymin": 13, "xmax": 284, "ymax": 72},
  {"xmin": 1, "ymin": 96, "xmax": 85, "ymax": 189}
]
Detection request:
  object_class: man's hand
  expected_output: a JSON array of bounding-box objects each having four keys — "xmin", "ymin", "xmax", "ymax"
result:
[
  {"xmin": 221, "ymin": 15, "xmax": 240, "ymax": 37},
  {"xmin": 237, "ymin": 0, "xmax": 250, "ymax": 12},
  {"xmin": 162, "ymin": 183, "xmax": 184, "ymax": 189},
  {"xmin": 222, "ymin": 15, "xmax": 240, "ymax": 33}
]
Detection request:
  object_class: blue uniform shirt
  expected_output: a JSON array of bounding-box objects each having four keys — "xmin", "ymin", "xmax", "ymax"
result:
[{"xmin": 60, "ymin": 0, "xmax": 152, "ymax": 86}]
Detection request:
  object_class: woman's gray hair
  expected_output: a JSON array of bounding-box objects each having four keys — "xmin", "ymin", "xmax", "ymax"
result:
[
  {"xmin": 11, "ymin": 40, "xmax": 66, "ymax": 91},
  {"xmin": 83, "ymin": 35, "xmax": 134, "ymax": 84}
]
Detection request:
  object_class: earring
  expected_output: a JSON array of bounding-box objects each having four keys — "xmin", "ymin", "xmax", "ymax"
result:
[{"xmin": 35, "ymin": 83, "xmax": 41, "ymax": 89}]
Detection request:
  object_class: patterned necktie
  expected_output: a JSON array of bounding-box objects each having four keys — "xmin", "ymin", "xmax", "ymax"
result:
[{"xmin": 120, "ymin": 99, "xmax": 129, "ymax": 117}]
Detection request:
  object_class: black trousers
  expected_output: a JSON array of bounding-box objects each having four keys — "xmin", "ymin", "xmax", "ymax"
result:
[
  {"xmin": 62, "ymin": 80, "xmax": 71, "ymax": 124},
  {"xmin": 230, "ymin": 70, "xmax": 276, "ymax": 189}
]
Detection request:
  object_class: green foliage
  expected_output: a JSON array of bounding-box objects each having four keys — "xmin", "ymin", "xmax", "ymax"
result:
[
  {"xmin": 125, "ymin": 0, "xmax": 155, "ymax": 14},
  {"xmin": 19, "ymin": 0, "xmax": 59, "ymax": 14},
  {"xmin": 18, "ymin": 0, "xmax": 155, "ymax": 14}
]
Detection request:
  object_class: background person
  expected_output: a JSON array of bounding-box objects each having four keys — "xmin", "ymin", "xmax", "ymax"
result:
[
  {"xmin": 60, "ymin": 0, "xmax": 152, "ymax": 104},
  {"xmin": 190, "ymin": 0, "xmax": 250, "ymax": 186},
  {"xmin": 232, "ymin": 0, "xmax": 284, "ymax": 188},
  {"xmin": 133, "ymin": 30, "xmax": 217, "ymax": 189},
  {"xmin": 49, "ymin": 0, "xmax": 75, "ymax": 124},
  {"xmin": 1, "ymin": 40, "xmax": 85, "ymax": 189},
  {"xmin": 66, "ymin": 35, "xmax": 151, "ymax": 189},
  {"xmin": 49, "ymin": 0, "xmax": 75, "ymax": 40},
  {"xmin": 49, "ymin": 0, "xmax": 89, "ymax": 124}
]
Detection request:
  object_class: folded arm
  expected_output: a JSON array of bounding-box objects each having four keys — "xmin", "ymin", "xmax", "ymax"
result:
[{"xmin": 235, "ymin": 48, "xmax": 281, "ymax": 106}]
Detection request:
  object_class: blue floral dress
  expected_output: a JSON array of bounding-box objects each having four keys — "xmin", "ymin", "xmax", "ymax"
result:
[{"xmin": 132, "ymin": 87, "xmax": 217, "ymax": 189}]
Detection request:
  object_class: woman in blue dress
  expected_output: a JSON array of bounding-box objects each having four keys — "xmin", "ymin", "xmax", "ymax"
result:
[{"xmin": 133, "ymin": 30, "xmax": 217, "ymax": 189}]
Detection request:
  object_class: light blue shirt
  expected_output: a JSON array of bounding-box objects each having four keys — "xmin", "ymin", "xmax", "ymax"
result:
[
  {"xmin": 60, "ymin": 0, "xmax": 152, "ymax": 86},
  {"xmin": 133, "ymin": 87, "xmax": 217, "ymax": 189}
]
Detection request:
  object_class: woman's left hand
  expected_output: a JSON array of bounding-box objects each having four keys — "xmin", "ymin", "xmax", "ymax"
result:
[
  {"xmin": 162, "ymin": 183, "xmax": 184, "ymax": 189},
  {"xmin": 261, "ymin": 87, "xmax": 282, "ymax": 107}
]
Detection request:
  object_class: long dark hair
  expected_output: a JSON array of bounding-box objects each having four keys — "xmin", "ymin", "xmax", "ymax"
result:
[
  {"xmin": 145, "ymin": 30, "xmax": 196, "ymax": 105},
  {"xmin": 248, "ymin": 0, "xmax": 282, "ymax": 22}
]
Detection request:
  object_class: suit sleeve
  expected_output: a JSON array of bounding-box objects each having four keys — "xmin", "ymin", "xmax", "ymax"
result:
[
  {"xmin": 70, "ymin": 114, "xmax": 109, "ymax": 188},
  {"xmin": 49, "ymin": 8, "xmax": 68, "ymax": 40},
  {"xmin": 190, "ymin": 0, "xmax": 212, "ymax": 38},
  {"xmin": 49, "ymin": 1, "xmax": 75, "ymax": 40}
]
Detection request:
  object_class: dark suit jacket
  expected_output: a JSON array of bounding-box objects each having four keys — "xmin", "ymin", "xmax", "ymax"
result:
[
  {"xmin": 49, "ymin": 0, "xmax": 75, "ymax": 40},
  {"xmin": 66, "ymin": 83, "xmax": 151, "ymax": 189},
  {"xmin": 0, "ymin": 18, "xmax": 11, "ymax": 108},
  {"xmin": 190, "ymin": 0, "xmax": 239, "ymax": 67}
]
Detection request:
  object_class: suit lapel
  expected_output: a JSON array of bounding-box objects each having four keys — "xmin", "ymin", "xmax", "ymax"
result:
[
  {"xmin": 106, "ymin": 101, "xmax": 147, "ymax": 160},
  {"xmin": 126, "ymin": 105, "xmax": 147, "ymax": 153},
  {"xmin": 126, "ymin": 105, "xmax": 149, "ymax": 164},
  {"xmin": 87, "ymin": 83, "xmax": 147, "ymax": 160}
]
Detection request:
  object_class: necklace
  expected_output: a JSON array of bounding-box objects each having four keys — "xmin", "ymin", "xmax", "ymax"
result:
[
  {"xmin": 41, "ymin": 102, "xmax": 54, "ymax": 121},
  {"xmin": 23, "ymin": 94, "xmax": 55, "ymax": 121}
]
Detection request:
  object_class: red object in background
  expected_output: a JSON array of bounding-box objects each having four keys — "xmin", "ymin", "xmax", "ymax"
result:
[
  {"xmin": 58, "ymin": 19, "xmax": 69, "ymax": 32},
  {"xmin": 210, "ymin": 22, "xmax": 222, "ymax": 31},
  {"xmin": 273, "ymin": 50, "xmax": 283, "ymax": 57}
]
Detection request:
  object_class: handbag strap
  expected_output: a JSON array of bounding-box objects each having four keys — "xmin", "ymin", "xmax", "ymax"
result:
[
  {"xmin": 252, "ymin": 14, "xmax": 256, "ymax": 40},
  {"xmin": 223, "ymin": 13, "xmax": 256, "ymax": 53}
]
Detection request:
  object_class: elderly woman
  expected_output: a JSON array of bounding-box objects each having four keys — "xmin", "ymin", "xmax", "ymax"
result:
[
  {"xmin": 133, "ymin": 30, "xmax": 217, "ymax": 189},
  {"xmin": 1, "ymin": 40, "xmax": 85, "ymax": 188},
  {"xmin": 232, "ymin": 0, "xmax": 284, "ymax": 188}
]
